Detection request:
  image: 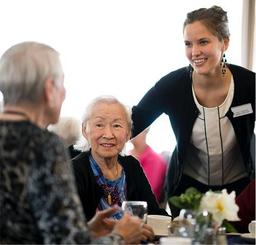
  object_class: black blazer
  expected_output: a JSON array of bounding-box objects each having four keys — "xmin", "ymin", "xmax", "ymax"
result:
[
  {"xmin": 72, "ymin": 151, "xmax": 168, "ymax": 221},
  {"xmin": 132, "ymin": 64, "xmax": 255, "ymax": 196}
]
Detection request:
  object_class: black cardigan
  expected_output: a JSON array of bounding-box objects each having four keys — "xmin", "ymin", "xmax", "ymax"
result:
[
  {"xmin": 72, "ymin": 151, "xmax": 168, "ymax": 221},
  {"xmin": 132, "ymin": 64, "xmax": 255, "ymax": 196}
]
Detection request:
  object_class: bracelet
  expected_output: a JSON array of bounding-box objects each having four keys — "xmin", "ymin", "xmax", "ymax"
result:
[{"xmin": 110, "ymin": 233, "xmax": 124, "ymax": 245}]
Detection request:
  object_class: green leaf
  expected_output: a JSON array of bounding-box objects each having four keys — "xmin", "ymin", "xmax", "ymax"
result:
[
  {"xmin": 169, "ymin": 187, "xmax": 203, "ymax": 211},
  {"xmin": 222, "ymin": 220, "xmax": 238, "ymax": 233}
]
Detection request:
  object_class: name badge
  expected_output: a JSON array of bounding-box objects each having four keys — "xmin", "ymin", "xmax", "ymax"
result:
[{"xmin": 231, "ymin": 103, "xmax": 253, "ymax": 117}]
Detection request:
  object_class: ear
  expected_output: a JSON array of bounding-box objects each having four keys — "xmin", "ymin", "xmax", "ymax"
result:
[
  {"xmin": 82, "ymin": 122, "xmax": 89, "ymax": 140},
  {"xmin": 223, "ymin": 37, "xmax": 229, "ymax": 52},
  {"xmin": 44, "ymin": 78, "xmax": 55, "ymax": 107},
  {"xmin": 126, "ymin": 130, "xmax": 132, "ymax": 142}
]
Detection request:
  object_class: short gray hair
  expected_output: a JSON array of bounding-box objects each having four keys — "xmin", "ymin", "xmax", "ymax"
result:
[
  {"xmin": 82, "ymin": 95, "xmax": 133, "ymax": 132},
  {"xmin": 48, "ymin": 117, "xmax": 81, "ymax": 146},
  {"xmin": 0, "ymin": 41, "xmax": 64, "ymax": 104}
]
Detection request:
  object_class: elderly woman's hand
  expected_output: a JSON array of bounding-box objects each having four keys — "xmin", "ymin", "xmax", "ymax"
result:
[
  {"xmin": 87, "ymin": 207, "xmax": 118, "ymax": 238},
  {"xmin": 88, "ymin": 208, "xmax": 155, "ymax": 244},
  {"xmin": 140, "ymin": 223, "xmax": 155, "ymax": 242},
  {"xmin": 112, "ymin": 213, "xmax": 155, "ymax": 244}
]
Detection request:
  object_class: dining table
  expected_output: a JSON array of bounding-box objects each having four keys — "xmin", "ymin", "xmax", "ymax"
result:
[{"xmin": 149, "ymin": 232, "xmax": 255, "ymax": 244}]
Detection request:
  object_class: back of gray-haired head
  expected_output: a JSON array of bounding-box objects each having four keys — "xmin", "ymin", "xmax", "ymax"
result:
[
  {"xmin": 82, "ymin": 95, "xmax": 133, "ymax": 131},
  {"xmin": 48, "ymin": 116, "xmax": 81, "ymax": 146},
  {"xmin": 0, "ymin": 41, "xmax": 63, "ymax": 105},
  {"xmin": 183, "ymin": 5, "xmax": 230, "ymax": 41}
]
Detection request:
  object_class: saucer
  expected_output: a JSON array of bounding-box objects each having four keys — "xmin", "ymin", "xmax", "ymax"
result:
[
  {"xmin": 240, "ymin": 233, "xmax": 255, "ymax": 243},
  {"xmin": 154, "ymin": 232, "xmax": 169, "ymax": 237}
]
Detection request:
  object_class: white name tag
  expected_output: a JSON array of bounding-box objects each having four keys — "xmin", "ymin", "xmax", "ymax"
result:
[{"xmin": 231, "ymin": 103, "xmax": 253, "ymax": 117}]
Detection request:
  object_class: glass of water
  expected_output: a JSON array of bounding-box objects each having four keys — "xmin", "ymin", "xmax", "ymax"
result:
[{"xmin": 121, "ymin": 201, "xmax": 148, "ymax": 223}]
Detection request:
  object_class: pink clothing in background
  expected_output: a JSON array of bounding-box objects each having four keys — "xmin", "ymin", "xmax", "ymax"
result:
[{"xmin": 137, "ymin": 146, "xmax": 167, "ymax": 202}]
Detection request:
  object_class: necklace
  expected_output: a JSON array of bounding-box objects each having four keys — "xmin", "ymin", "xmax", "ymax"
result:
[
  {"xmin": 3, "ymin": 110, "xmax": 30, "ymax": 120},
  {"xmin": 102, "ymin": 163, "xmax": 120, "ymax": 205},
  {"xmin": 89, "ymin": 155, "xmax": 126, "ymax": 206}
]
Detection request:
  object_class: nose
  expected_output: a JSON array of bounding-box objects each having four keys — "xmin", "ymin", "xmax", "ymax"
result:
[
  {"xmin": 102, "ymin": 125, "xmax": 114, "ymax": 138},
  {"xmin": 191, "ymin": 44, "xmax": 201, "ymax": 57}
]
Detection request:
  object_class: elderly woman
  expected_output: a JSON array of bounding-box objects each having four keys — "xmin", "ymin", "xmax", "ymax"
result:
[
  {"xmin": 0, "ymin": 42, "xmax": 149, "ymax": 244},
  {"xmin": 72, "ymin": 96, "xmax": 168, "ymax": 223}
]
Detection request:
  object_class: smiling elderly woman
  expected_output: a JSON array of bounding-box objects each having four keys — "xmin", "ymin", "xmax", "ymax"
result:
[{"xmin": 72, "ymin": 96, "xmax": 168, "ymax": 221}]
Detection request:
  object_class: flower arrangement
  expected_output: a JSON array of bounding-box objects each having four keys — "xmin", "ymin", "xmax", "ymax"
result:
[
  {"xmin": 199, "ymin": 189, "xmax": 239, "ymax": 227},
  {"xmin": 169, "ymin": 187, "xmax": 240, "ymax": 232}
]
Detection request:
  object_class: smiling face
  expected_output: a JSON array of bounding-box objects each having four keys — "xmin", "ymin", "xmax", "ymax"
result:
[
  {"xmin": 83, "ymin": 101, "xmax": 131, "ymax": 163},
  {"xmin": 183, "ymin": 21, "xmax": 229, "ymax": 76}
]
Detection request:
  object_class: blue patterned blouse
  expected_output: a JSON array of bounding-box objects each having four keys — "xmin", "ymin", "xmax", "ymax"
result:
[{"xmin": 89, "ymin": 155, "xmax": 127, "ymax": 219}]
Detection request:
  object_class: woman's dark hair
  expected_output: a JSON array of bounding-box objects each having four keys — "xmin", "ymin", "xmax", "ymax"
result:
[{"xmin": 183, "ymin": 5, "xmax": 230, "ymax": 41}]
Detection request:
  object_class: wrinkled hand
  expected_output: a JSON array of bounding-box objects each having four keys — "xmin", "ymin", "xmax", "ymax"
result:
[
  {"xmin": 87, "ymin": 207, "xmax": 117, "ymax": 238},
  {"xmin": 140, "ymin": 223, "xmax": 154, "ymax": 242},
  {"xmin": 112, "ymin": 213, "xmax": 155, "ymax": 244}
]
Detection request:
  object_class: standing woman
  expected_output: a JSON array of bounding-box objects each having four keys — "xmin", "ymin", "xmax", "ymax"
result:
[{"xmin": 131, "ymin": 6, "xmax": 255, "ymax": 216}]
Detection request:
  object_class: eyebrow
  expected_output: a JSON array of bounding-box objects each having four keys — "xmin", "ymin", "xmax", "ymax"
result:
[
  {"xmin": 93, "ymin": 116, "xmax": 104, "ymax": 120},
  {"xmin": 92, "ymin": 117, "xmax": 126, "ymax": 122},
  {"xmin": 184, "ymin": 37, "xmax": 209, "ymax": 41}
]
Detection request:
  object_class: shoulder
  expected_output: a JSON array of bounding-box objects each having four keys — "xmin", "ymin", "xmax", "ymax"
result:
[
  {"xmin": 72, "ymin": 151, "xmax": 90, "ymax": 162},
  {"xmin": 160, "ymin": 66, "xmax": 191, "ymax": 80},
  {"xmin": 229, "ymin": 64, "xmax": 255, "ymax": 81},
  {"xmin": 154, "ymin": 66, "xmax": 192, "ymax": 98},
  {"xmin": 118, "ymin": 154, "xmax": 144, "ymax": 173},
  {"xmin": 119, "ymin": 154, "xmax": 140, "ymax": 165},
  {"xmin": 25, "ymin": 123, "xmax": 69, "ymax": 163},
  {"xmin": 229, "ymin": 64, "xmax": 255, "ymax": 101},
  {"xmin": 28, "ymin": 123, "xmax": 64, "ymax": 147},
  {"xmin": 72, "ymin": 151, "xmax": 90, "ymax": 170}
]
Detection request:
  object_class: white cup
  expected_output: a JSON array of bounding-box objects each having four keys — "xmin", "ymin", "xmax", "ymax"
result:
[
  {"xmin": 147, "ymin": 215, "xmax": 172, "ymax": 236},
  {"xmin": 248, "ymin": 220, "xmax": 256, "ymax": 235},
  {"xmin": 160, "ymin": 237, "xmax": 192, "ymax": 245}
]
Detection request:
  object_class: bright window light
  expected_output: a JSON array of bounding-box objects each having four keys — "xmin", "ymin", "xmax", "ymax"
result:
[{"xmin": 0, "ymin": 0, "xmax": 243, "ymax": 153}]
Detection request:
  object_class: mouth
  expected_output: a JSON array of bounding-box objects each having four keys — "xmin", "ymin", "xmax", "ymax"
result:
[
  {"xmin": 100, "ymin": 143, "xmax": 115, "ymax": 148},
  {"xmin": 192, "ymin": 58, "xmax": 207, "ymax": 66}
]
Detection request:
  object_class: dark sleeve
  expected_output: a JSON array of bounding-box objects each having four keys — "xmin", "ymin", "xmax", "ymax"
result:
[
  {"xmin": 72, "ymin": 153, "xmax": 102, "ymax": 221},
  {"xmin": 131, "ymin": 68, "xmax": 186, "ymax": 138},
  {"xmin": 28, "ymin": 136, "xmax": 91, "ymax": 244},
  {"xmin": 125, "ymin": 156, "xmax": 169, "ymax": 216},
  {"xmin": 131, "ymin": 83, "xmax": 166, "ymax": 137},
  {"xmin": 72, "ymin": 154, "xmax": 90, "ymax": 220}
]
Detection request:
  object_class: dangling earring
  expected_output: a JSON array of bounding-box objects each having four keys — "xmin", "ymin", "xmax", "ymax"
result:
[{"xmin": 220, "ymin": 53, "xmax": 227, "ymax": 76}]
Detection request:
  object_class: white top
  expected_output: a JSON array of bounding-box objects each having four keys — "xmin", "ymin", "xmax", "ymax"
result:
[{"xmin": 183, "ymin": 77, "xmax": 247, "ymax": 185}]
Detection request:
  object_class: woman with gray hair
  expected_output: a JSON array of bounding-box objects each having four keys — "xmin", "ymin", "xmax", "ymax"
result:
[
  {"xmin": 72, "ymin": 96, "xmax": 168, "ymax": 240},
  {"xmin": 0, "ymin": 42, "xmax": 146, "ymax": 244},
  {"xmin": 48, "ymin": 116, "xmax": 82, "ymax": 158}
]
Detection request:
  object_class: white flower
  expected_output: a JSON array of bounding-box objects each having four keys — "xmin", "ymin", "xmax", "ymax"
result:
[{"xmin": 199, "ymin": 189, "xmax": 240, "ymax": 226}]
